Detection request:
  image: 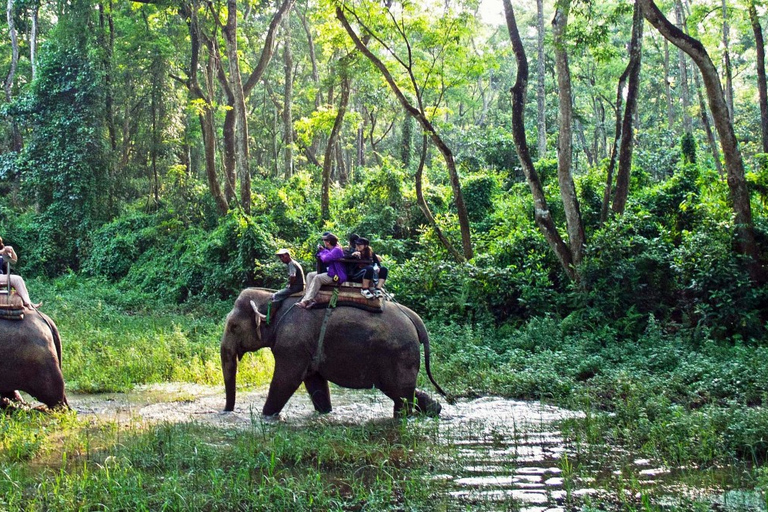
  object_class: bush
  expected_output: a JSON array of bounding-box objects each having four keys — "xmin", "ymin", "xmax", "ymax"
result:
[{"xmin": 84, "ymin": 211, "xmax": 277, "ymax": 304}]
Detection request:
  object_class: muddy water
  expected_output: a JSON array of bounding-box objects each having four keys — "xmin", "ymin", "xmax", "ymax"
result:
[{"xmin": 66, "ymin": 385, "xmax": 763, "ymax": 510}]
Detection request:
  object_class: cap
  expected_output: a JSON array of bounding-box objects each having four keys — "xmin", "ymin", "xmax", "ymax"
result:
[
  {"xmin": 348, "ymin": 233, "xmax": 360, "ymax": 244},
  {"xmin": 322, "ymin": 233, "xmax": 338, "ymax": 244},
  {"xmin": 275, "ymin": 248, "xmax": 291, "ymax": 256},
  {"xmin": 356, "ymin": 237, "xmax": 369, "ymax": 246}
]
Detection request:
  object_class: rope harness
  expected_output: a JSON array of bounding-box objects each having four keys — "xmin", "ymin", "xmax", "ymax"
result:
[{"xmin": 311, "ymin": 287, "xmax": 338, "ymax": 371}]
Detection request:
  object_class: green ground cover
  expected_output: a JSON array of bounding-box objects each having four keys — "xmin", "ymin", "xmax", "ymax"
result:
[{"xmin": 2, "ymin": 277, "xmax": 768, "ymax": 510}]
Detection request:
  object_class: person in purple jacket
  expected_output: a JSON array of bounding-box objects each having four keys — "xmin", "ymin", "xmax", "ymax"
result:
[{"xmin": 297, "ymin": 233, "xmax": 348, "ymax": 309}]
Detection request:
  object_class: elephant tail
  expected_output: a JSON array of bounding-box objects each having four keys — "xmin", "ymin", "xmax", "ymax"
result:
[
  {"xmin": 37, "ymin": 312, "xmax": 63, "ymax": 370},
  {"xmin": 400, "ymin": 307, "xmax": 454, "ymax": 404}
]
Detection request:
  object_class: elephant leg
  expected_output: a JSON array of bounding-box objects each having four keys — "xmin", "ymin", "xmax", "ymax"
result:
[
  {"xmin": 381, "ymin": 386, "xmax": 418, "ymax": 418},
  {"xmin": 262, "ymin": 361, "xmax": 305, "ymax": 417},
  {"xmin": 415, "ymin": 389, "xmax": 441, "ymax": 417},
  {"xmin": 26, "ymin": 373, "xmax": 67, "ymax": 410},
  {"xmin": 303, "ymin": 373, "xmax": 332, "ymax": 414}
]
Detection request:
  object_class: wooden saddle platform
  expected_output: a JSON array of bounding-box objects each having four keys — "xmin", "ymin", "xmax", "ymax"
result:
[
  {"xmin": 298, "ymin": 282, "xmax": 385, "ymax": 313},
  {"xmin": 0, "ymin": 291, "xmax": 25, "ymax": 320}
]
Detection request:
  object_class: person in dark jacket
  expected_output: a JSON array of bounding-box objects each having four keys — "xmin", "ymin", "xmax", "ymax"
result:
[{"xmin": 352, "ymin": 237, "xmax": 388, "ymax": 299}]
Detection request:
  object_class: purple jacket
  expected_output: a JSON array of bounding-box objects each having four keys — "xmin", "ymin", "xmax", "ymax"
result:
[{"xmin": 318, "ymin": 246, "xmax": 348, "ymax": 283}]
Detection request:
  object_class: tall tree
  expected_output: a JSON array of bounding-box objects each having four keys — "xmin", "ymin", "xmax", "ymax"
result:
[
  {"xmin": 283, "ymin": 15, "xmax": 294, "ymax": 179},
  {"xmin": 721, "ymin": 0, "xmax": 734, "ymax": 121},
  {"xmin": 336, "ymin": 2, "xmax": 474, "ymax": 260},
  {"xmin": 638, "ymin": 0, "xmax": 762, "ymax": 280},
  {"xmin": 5, "ymin": 0, "xmax": 22, "ymax": 151},
  {"xmin": 600, "ymin": 3, "xmax": 643, "ymax": 222},
  {"xmin": 223, "ymin": 0, "xmax": 251, "ymax": 213},
  {"xmin": 503, "ymin": 0, "xmax": 575, "ymax": 281},
  {"xmin": 748, "ymin": 0, "xmax": 768, "ymax": 153},
  {"xmin": 675, "ymin": 1, "xmax": 692, "ymax": 133},
  {"xmin": 536, "ymin": 0, "xmax": 547, "ymax": 158},
  {"xmin": 552, "ymin": 0, "xmax": 585, "ymax": 267},
  {"xmin": 611, "ymin": 0, "xmax": 644, "ymax": 216}
]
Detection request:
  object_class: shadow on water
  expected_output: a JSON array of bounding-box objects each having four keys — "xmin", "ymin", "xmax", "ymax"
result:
[{"xmin": 67, "ymin": 385, "xmax": 766, "ymax": 511}]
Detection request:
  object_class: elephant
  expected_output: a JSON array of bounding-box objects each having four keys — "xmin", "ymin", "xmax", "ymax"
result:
[
  {"xmin": 221, "ymin": 288, "xmax": 446, "ymax": 418},
  {"xmin": 0, "ymin": 311, "xmax": 68, "ymax": 409}
]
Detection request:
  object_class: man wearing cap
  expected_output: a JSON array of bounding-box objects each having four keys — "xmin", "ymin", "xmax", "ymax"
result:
[
  {"xmin": 272, "ymin": 248, "xmax": 305, "ymax": 305},
  {"xmin": 297, "ymin": 233, "xmax": 348, "ymax": 309}
]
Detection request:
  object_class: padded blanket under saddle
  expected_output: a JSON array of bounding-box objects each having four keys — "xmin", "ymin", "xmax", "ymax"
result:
[
  {"xmin": 0, "ymin": 293, "xmax": 24, "ymax": 320},
  {"xmin": 316, "ymin": 283, "xmax": 384, "ymax": 312}
]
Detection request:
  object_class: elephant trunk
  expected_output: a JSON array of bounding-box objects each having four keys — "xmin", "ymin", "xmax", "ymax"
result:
[{"xmin": 222, "ymin": 346, "xmax": 238, "ymax": 412}]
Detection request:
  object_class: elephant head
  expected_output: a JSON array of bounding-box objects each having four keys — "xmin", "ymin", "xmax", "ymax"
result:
[{"xmin": 220, "ymin": 290, "xmax": 272, "ymax": 411}]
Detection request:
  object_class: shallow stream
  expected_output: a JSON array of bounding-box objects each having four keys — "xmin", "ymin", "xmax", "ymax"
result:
[{"xmin": 66, "ymin": 384, "xmax": 765, "ymax": 510}]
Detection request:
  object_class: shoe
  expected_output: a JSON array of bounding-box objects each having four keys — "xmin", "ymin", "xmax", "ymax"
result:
[
  {"xmin": 361, "ymin": 289, "xmax": 374, "ymax": 299},
  {"xmin": 374, "ymin": 289, "xmax": 384, "ymax": 298},
  {"xmin": 296, "ymin": 301, "xmax": 311, "ymax": 309}
]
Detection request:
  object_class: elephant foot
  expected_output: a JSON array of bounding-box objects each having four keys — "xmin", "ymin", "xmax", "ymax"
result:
[
  {"xmin": 415, "ymin": 390, "xmax": 442, "ymax": 417},
  {"xmin": 262, "ymin": 413, "xmax": 285, "ymax": 423}
]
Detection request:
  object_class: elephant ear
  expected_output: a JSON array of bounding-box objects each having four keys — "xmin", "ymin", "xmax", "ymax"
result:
[{"xmin": 250, "ymin": 300, "xmax": 267, "ymax": 340}]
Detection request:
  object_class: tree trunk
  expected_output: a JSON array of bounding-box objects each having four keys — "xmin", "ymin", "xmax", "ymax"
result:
[
  {"xmin": 675, "ymin": 2, "xmax": 692, "ymax": 133},
  {"xmin": 415, "ymin": 134, "xmax": 464, "ymax": 262},
  {"xmin": 612, "ymin": 1, "xmax": 644, "ymax": 216},
  {"xmin": 321, "ymin": 68, "xmax": 350, "ymax": 221},
  {"xmin": 575, "ymin": 119, "xmax": 594, "ymax": 168},
  {"xmin": 337, "ymin": 5, "xmax": 473, "ymax": 261},
  {"xmin": 503, "ymin": 0, "xmax": 575, "ymax": 281},
  {"xmin": 297, "ymin": 6, "xmax": 321, "ymax": 109},
  {"xmin": 30, "ymin": 0, "xmax": 38, "ymax": 80},
  {"xmin": 99, "ymin": 2, "xmax": 117, "ymax": 152},
  {"xmin": 5, "ymin": 0, "xmax": 22, "ymax": 151},
  {"xmin": 601, "ymin": 35, "xmax": 633, "ymax": 223},
  {"xmin": 639, "ymin": 0, "xmax": 761, "ymax": 279},
  {"xmin": 335, "ymin": 142, "xmax": 347, "ymax": 184},
  {"xmin": 749, "ymin": 0, "xmax": 768, "ymax": 153},
  {"xmin": 178, "ymin": 0, "xmax": 228, "ymax": 215},
  {"xmin": 536, "ymin": 0, "xmax": 547, "ymax": 158},
  {"xmin": 283, "ymin": 15, "xmax": 294, "ymax": 179},
  {"xmin": 694, "ymin": 67, "xmax": 723, "ymax": 176},
  {"xmin": 721, "ymin": 0, "xmax": 734, "ymax": 122},
  {"xmin": 664, "ymin": 37, "xmax": 674, "ymax": 131},
  {"xmin": 224, "ymin": 0, "xmax": 251, "ymax": 213},
  {"xmin": 552, "ymin": 0, "xmax": 585, "ymax": 268}
]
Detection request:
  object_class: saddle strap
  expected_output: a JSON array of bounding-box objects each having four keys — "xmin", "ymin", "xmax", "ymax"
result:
[{"xmin": 311, "ymin": 288, "xmax": 338, "ymax": 371}]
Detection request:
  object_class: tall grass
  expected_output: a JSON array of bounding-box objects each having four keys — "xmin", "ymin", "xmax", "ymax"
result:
[
  {"xmin": 0, "ymin": 411, "xmax": 445, "ymax": 511},
  {"xmin": 30, "ymin": 275, "xmax": 273, "ymax": 393}
]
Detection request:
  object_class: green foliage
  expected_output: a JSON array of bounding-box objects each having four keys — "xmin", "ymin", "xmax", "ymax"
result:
[
  {"xmin": 9, "ymin": 33, "xmax": 109, "ymax": 275},
  {"xmin": 83, "ymin": 210, "xmax": 277, "ymax": 303},
  {"xmin": 0, "ymin": 414, "xmax": 443, "ymax": 510},
  {"xmin": 681, "ymin": 132, "xmax": 697, "ymax": 165},
  {"xmin": 461, "ymin": 172, "xmax": 499, "ymax": 225},
  {"xmin": 31, "ymin": 275, "xmax": 268, "ymax": 392},
  {"xmin": 574, "ymin": 211, "xmax": 677, "ymax": 334},
  {"xmin": 673, "ymin": 227, "xmax": 767, "ymax": 341}
]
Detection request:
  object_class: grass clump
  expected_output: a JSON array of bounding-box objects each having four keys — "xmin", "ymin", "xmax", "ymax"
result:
[
  {"xmin": 426, "ymin": 317, "xmax": 768, "ymax": 468},
  {"xmin": 31, "ymin": 276, "xmax": 272, "ymax": 394},
  {"xmin": 0, "ymin": 412, "xmax": 445, "ymax": 511}
]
